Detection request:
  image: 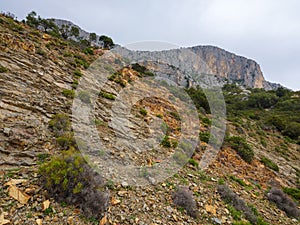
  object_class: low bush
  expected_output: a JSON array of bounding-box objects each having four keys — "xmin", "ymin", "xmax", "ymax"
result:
[
  {"xmin": 99, "ymin": 91, "xmax": 115, "ymax": 100},
  {"xmin": 74, "ymin": 69, "xmax": 83, "ymax": 77},
  {"xmin": 282, "ymin": 122, "xmax": 300, "ymax": 140},
  {"xmin": 283, "ymin": 187, "xmax": 300, "ymax": 201},
  {"xmin": 72, "ymin": 80, "xmax": 79, "ymax": 89},
  {"xmin": 39, "ymin": 149, "xmax": 110, "ymax": 218},
  {"xmin": 56, "ymin": 133, "xmax": 75, "ymax": 150},
  {"xmin": 226, "ymin": 136, "xmax": 254, "ymax": 163},
  {"xmin": 161, "ymin": 135, "xmax": 171, "ymax": 148},
  {"xmin": 49, "ymin": 114, "xmax": 71, "ymax": 137},
  {"xmin": 83, "ymin": 47, "xmax": 94, "ymax": 55},
  {"xmin": 218, "ymin": 184, "xmax": 258, "ymax": 224},
  {"xmin": 188, "ymin": 158, "xmax": 199, "ymax": 168},
  {"xmin": 130, "ymin": 63, "xmax": 155, "ymax": 77},
  {"xmin": 199, "ymin": 132, "xmax": 210, "ymax": 143},
  {"xmin": 139, "ymin": 108, "xmax": 147, "ymax": 116},
  {"xmin": 260, "ymin": 157, "xmax": 279, "ymax": 172},
  {"xmin": 0, "ymin": 65, "xmax": 8, "ymax": 73},
  {"xmin": 229, "ymin": 175, "xmax": 248, "ymax": 187},
  {"xmin": 267, "ymin": 187, "xmax": 299, "ymax": 218},
  {"xmin": 62, "ymin": 89, "xmax": 75, "ymax": 99},
  {"xmin": 169, "ymin": 111, "xmax": 181, "ymax": 121},
  {"xmin": 172, "ymin": 186, "xmax": 198, "ymax": 218}
]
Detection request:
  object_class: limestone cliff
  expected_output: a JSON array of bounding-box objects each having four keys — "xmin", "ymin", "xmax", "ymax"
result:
[{"xmin": 189, "ymin": 46, "xmax": 280, "ymax": 90}]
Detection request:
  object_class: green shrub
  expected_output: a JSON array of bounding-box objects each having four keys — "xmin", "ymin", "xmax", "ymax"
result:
[
  {"xmin": 74, "ymin": 69, "xmax": 83, "ymax": 77},
  {"xmin": 247, "ymin": 92, "xmax": 279, "ymax": 109},
  {"xmin": 83, "ymin": 47, "xmax": 94, "ymax": 55},
  {"xmin": 130, "ymin": 63, "xmax": 154, "ymax": 77},
  {"xmin": 186, "ymin": 87, "xmax": 210, "ymax": 113},
  {"xmin": 199, "ymin": 132, "xmax": 210, "ymax": 143},
  {"xmin": 260, "ymin": 139, "xmax": 267, "ymax": 148},
  {"xmin": 75, "ymin": 58, "xmax": 89, "ymax": 69},
  {"xmin": 139, "ymin": 108, "xmax": 147, "ymax": 116},
  {"xmin": 56, "ymin": 133, "xmax": 75, "ymax": 150},
  {"xmin": 169, "ymin": 111, "xmax": 181, "ymax": 121},
  {"xmin": 230, "ymin": 175, "xmax": 248, "ymax": 187},
  {"xmin": 283, "ymin": 122, "xmax": 300, "ymax": 140},
  {"xmin": 0, "ymin": 65, "xmax": 8, "ymax": 73},
  {"xmin": 260, "ymin": 157, "xmax": 279, "ymax": 172},
  {"xmin": 266, "ymin": 116, "xmax": 285, "ymax": 131},
  {"xmin": 171, "ymin": 139, "xmax": 178, "ymax": 148},
  {"xmin": 72, "ymin": 80, "xmax": 79, "ymax": 89},
  {"xmin": 232, "ymin": 221, "xmax": 251, "ymax": 225},
  {"xmin": 62, "ymin": 89, "xmax": 75, "ymax": 98},
  {"xmin": 228, "ymin": 205, "xmax": 242, "ymax": 220},
  {"xmin": 283, "ymin": 187, "xmax": 300, "ymax": 201},
  {"xmin": 201, "ymin": 117, "xmax": 212, "ymax": 126},
  {"xmin": 226, "ymin": 136, "xmax": 254, "ymax": 163},
  {"xmin": 99, "ymin": 91, "xmax": 115, "ymax": 100},
  {"xmin": 161, "ymin": 135, "xmax": 171, "ymax": 148},
  {"xmin": 188, "ymin": 159, "xmax": 198, "ymax": 168},
  {"xmin": 156, "ymin": 114, "xmax": 163, "ymax": 119},
  {"xmin": 39, "ymin": 149, "xmax": 110, "ymax": 218},
  {"xmin": 108, "ymin": 72, "xmax": 127, "ymax": 87},
  {"xmin": 49, "ymin": 114, "xmax": 71, "ymax": 137}
]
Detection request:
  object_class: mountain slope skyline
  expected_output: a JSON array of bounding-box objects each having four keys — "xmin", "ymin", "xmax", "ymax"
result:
[{"xmin": 1, "ymin": 0, "xmax": 299, "ymax": 90}]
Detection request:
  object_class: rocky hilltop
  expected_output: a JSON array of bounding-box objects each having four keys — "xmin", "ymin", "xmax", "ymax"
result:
[{"xmin": 49, "ymin": 18, "xmax": 279, "ymax": 90}]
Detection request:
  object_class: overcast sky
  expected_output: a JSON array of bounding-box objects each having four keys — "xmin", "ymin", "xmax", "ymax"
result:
[{"xmin": 1, "ymin": 0, "xmax": 299, "ymax": 90}]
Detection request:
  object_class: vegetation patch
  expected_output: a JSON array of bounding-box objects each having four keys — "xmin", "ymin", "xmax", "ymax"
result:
[
  {"xmin": 49, "ymin": 113, "xmax": 71, "ymax": 137},
  {"xmin": 267, "ymin": 187, "xmax": 299, "ymax": 218},
  {"xmin": 260, "ymin": 157, "xmax": 279, "ymax": 172},
  {"xmin": 39, "ymin": 149, "xmax": 110, "ymax": 218},
  {"xmin": 99, "ymin": 91, "xmax": 115, "ymax": 100},
  {"xmin": 139, "ymin": 108, "xmax": 148, "ymax": 116},
  {"xmin": 161, "ymin": 135, "xmax": 171, "ymax": 148},
  {"xmin": 62, "ymin": 89, "xmax": 75, "ymax": 99},
  {"xmin": 172, "ymin": 187, "xmax": 198, "ymax": 218},
  {"xmin": 218, "ymin": 185, "xmax": 267, "ymax": 225},
  {"xmin": 74, "ymin": 69, "xmax": 83, "ymax": 77},
  {"xmin": 0, "ymin": 65, "xmax": 8, "ymax": 73},
  {"xmin": 226, "ymin": 136, "xmax": 254, "ymax": 163},
  {"xmin": 131, "ymin": 63, "xmax": 154, "ymax": 77}
]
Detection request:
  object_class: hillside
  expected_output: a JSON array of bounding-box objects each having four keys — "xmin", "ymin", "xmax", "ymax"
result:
[{"xmin": 0, "ymin": 13, "xmax": 299, "ymax": 225}]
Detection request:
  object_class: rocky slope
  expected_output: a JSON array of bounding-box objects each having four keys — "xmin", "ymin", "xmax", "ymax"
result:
[{"xmin": 0, "ymin": 14, "xmax": 299, "ymax": 225}]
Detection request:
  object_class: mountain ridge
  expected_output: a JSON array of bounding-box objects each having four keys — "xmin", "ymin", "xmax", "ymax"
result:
[{"xmin": 47, "ymin": 18, "xmax": 281, "ymax": 90}]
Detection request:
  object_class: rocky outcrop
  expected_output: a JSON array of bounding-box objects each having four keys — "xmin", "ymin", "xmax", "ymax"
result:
[
  {"xmin": 189, "ymin": 46, "xmax": 263, "ymax": 88},
  {"xmin": 113, "ymin": 45, "xmax": 280, "ymax": 90},
  {"xmin": 189, "ymin": 46, "xmax": 280, "ymax": 90}
]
